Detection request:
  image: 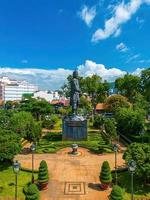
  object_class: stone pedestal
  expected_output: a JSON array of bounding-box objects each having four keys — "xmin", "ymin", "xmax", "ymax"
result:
[{"xmin": 62, "ymin": 115, "xmax": 87, "ymax": 141}]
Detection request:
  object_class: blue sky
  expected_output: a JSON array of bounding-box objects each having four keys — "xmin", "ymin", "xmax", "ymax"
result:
[{"xmin": 0, "ymin": 0, "xmax": 150, "ymax": 90}]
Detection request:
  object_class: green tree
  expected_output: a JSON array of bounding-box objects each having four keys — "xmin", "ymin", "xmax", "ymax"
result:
[
  {"xmin": 115, "ymin": 108, "xmax": 145, "ymax": 137},
  {"xmin": 42, "ymin": 114, "xmax": 59, "ymax": 129},
  {"xmin": 80, "ymin": 95, "xmax": 92, "ymax": 115},
  {"xmin": 38, "ymin": 160, "xmax": 49, "ymax": 184},
  {"xmin": 104, "ymin": 119, "xmax": 117, "ymax": 143},
  {"xmin": 133, "ymin": 93, "xmax": 149, "ymax": 112},
  {"xmin": 106, "ymin": 94, "xmax": 131, "ymax": 113},
  {"xmin": 0, "ymin": 110, "xmax": 13, "ymax": 129},
  {"xmin": 123, "ymin": 143, "xmax": 150, "ymax": 183},
  {"xmin": 23, "ymin": 183, "xmax": 39, "ymax": 200},
  {"xmin": 20, "ymin": 98, "xmax": 53, "ymax": 121},
  {"xmin": 83, "ymin": 75, "xmax": 109, "ymax": 115},
  {"xmin": 11, "ymin": 111, "xmax": 42, "ymax": 142},
  {"xmin": 93, "ymin": 115, "xmax": 105, "ymax": 130},
  {"xmin": 109, "ymin": 185, "xmax": 123, "ymax": 200},
  {"xmin": 100, "ymin": 161, "xmax": 112, "ymax": 184},
  {"xmin": 140, "ymin": 68, "xmax": 150, "ymax": 103},
  {"xmin": 115, "ymin": 74, "xmax": 140, "ymax": 102},
  {"xmin": 0, "ymin": 129, "xmax": 21, "ymax": 162}
]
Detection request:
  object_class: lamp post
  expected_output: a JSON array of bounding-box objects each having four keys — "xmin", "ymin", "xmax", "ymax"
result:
[
  {"xmin": 30, "ymin": 143, "xmax": 36, "ymax": 183},
  {"xmin": 113, "ymin": 144, "xmax": 118, "ymax": 185},
  {"xmin": 13, "ymin": 160, "xmax": 20, "ymax": 200},
  {"xmin": 128, "ymin": 160, "xmax": 136, "ymax": 200}
]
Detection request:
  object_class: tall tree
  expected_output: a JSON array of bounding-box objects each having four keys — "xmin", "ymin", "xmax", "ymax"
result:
[
  {"xmin": 20, "ymin": 98, "xmax": 53, "ymax": 121},
  {"xmin": 115, "ymin": 107, "xmax": 145, "ymax": 137},
  {"xmin": 83, "ymin": 75, "xmax": 109, "ymax": 115},
  {"xmin": 11, "ymin": 111, "xmax": 42, "ymax": 142},
  {"xmin": 115, "ymin": 74, "xmax": 140, "ymax": 102},
  {"xmin": 140, "ymin": 68, "xmax": 150, "ymax": 103},
  {"xmin": 106, "ymin": 94, "xmax": 131, "ymax": 113},
  {"xmin": 123, "ymin": 143, "xmax": 150, "ymax": 183},
  {"xmin": 0, "ymin": 129, "xmax": 21, "ymax": 162}
]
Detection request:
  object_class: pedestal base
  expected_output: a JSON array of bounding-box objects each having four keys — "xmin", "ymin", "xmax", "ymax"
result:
[{"xmin": 62, "ymin": 115, "xmax": 87, "ymax": 141}]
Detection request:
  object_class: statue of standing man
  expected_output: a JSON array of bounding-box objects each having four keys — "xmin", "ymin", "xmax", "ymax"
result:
[{"xmin": 70, "ymin": 70, "xmax": 81, "ymax": 115}]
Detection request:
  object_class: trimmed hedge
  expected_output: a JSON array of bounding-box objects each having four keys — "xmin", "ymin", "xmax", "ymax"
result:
[
  {"xmin": 100, "ymin": 161, "xmax": 112, "ymax": 184},
  {"xmin": 23, "ymin": 183, "xmax": 39, "ymax": 200},
  {"xmin": 109, "ymin": 185, "xmax": 123, "ymax": 200},
  {"xmin": 38, "ymin": 160, "xmax": 49, "ymax": 183}
]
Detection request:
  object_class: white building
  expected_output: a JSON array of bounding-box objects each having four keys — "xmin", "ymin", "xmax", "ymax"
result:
[
  {"xmin": 0, "ymin": 77, "xmax": 38, "ymax": 102},
  {"xmin": 33, "ymin": 90, "xmax": 60, "ymax": 102}
]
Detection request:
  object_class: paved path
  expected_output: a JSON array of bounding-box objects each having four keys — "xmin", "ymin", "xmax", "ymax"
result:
[{"xmin": 15, "ymin": 148, "xmax": 125, "ymax": 200}]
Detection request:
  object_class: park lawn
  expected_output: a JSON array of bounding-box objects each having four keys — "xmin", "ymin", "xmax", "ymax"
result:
[
  {"xmin": 36, "ymin": 130, "xmax": 112, "ymax": 154},
  {"xmin": 116, "ymin": 171, "xmax": 150, "ymax": 200},
  {"xmin": 0, "ymin": 164, "xmax": 38, "ymax": 199}
]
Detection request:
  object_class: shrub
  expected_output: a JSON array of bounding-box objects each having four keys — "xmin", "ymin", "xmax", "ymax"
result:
[
  {"xmin": 109, "ymin": 185, "xmax": 123, "ymax": 200},
  {"xmin": 38, "ymin": 160, "xmax": 49, "ymax": 183},
  {"xmin": 93, "ymin": 115, "xmax": 105, "ymax": 129},
  {"xmin": 23, "ymin": 183, "xmax": 39, "ymax": 200},
  {"xmin": 100, "ymin": 161, "xmax": 112, "ymax": 184}
]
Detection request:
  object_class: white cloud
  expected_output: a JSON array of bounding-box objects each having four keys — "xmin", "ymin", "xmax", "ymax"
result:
[
  {"xmin": 126, "ymin": 54, "xmax": 140, "ymax": 63},
  {"xmin": 132, "ymin": 67, "xmax": 145, "ymax": 76},
  {"xmin": 78, "ymin": 60, "xmax": 126, "ymax": 81},
  {"xmin": 136, "ymin": 16, "xmax": 145, "ymax": 24},
  {"xmin": 92, "ymin": 0, "xmax": 150, "ymax": 42},
  {"xmin": 78, "ymin": 5, "xmax": 97, "ymax": 27},
  {"xmin": 21, "ymin": 59, "xmax": 28, "ymax": 64},
  {"xmin": 0, "ymin": 61, "xmax": 146, "ymax": 90},
  {"xmin": 116, "ymin": 42, "xmax": 128, "ymax": 52},
  {"xmin": 0, "ymin": 67, "xmax": 72, "ymax": 90}
]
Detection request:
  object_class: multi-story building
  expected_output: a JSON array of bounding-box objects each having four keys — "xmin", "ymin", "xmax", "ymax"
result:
[
  {"xmin": 33, "ymin": 90, "xmax": 60, "ymax": 102},
  {"xmin": 0, "ymin": 76, "xmax": 38, "ymax": 102}
]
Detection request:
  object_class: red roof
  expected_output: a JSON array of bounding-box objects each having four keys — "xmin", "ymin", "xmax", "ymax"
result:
[{"xmin": 96, "ymin": 103, "xmax": 107, "ymax": 110}]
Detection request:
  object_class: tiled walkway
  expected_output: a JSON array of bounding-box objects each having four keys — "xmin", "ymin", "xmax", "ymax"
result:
[{"xmin": 15, "ymin": 148, "xmax": 125, "ymax": 200}]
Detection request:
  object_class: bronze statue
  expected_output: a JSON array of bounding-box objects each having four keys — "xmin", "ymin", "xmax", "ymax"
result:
[{"xmin": 70, "ymin": 70, "xmax": 81, "ymax": 115}]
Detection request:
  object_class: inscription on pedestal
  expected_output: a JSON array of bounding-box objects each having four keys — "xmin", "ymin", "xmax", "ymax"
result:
[{"xmin": 67, "ymin": 121, "xmax": 83, "ymax": 127}]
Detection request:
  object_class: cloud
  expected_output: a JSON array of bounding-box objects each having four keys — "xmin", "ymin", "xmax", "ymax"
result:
[
  {"xmin": 78, "ymin": 5, "xmax": 97, "ymax": 27},
  {"xmin": 21, "ymin": 59, "xmax": 28, "ymax": 64},
  {"xmin": 136, "ymin": 16, "xmax": 145, "ymax": 24},
  {"xmin": 116, "ymin": 42, "xmax": 128, "ymax": 52},
  {"xmin": 132, "ymin": 67, "xmax": 145, "ymax": 76},
  {"xmin": 0, "ymin": 61, "xmax": 145, "ymax": 90},
  {"xmin": 92, "ymin": 0, "xmax": 150, "ymax": 42},
  {"xmin": 126, "ymin": 54, "xmax": 140, "ymax": 63},
  {"xmin": 78, "ymin": 60, "xmax": 126, "ymax": 81},
  {"xmin": 0, "ymin": 67, "xmax": 72, "ymax": 90}
]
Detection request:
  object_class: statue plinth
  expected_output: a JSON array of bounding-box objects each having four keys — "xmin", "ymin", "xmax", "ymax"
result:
[{"xmin": 62, "ymin": 115, "xmax": 87, "ymax": 141}]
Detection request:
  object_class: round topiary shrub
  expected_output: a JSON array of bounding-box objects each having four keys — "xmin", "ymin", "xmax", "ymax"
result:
[
  {"xmin": 23, "ymin": 183, "xmax": 39, "ymax": 200},
  {"xmin": 100, "ymin": 161, "xmax": 112, "ymax": 189},
  {"xmin": 38, "ymin": 160, "xmax": 49, "ymax": 190},
  {"xmin": 109, "ymin": 185, "xmax": 123, "ymax": 200}
]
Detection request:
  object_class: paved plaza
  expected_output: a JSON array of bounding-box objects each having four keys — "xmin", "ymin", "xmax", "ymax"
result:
[{"xmin": 16, "ymin": 147, "xmax": 125, "ymax": 200}]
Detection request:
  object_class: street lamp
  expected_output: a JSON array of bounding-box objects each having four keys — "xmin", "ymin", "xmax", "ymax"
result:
[
  {"xmin": 113, "ymin": 143, "xmax": 119, "ymax": 185},
  {"xmin": 13, "ymin": 160, "xmax": 20, "ymax": 200},
  {"xmin": 30, "ymin": 143, "xmax": 36, "ymax": 183},
  {"xmin": 128, "ymin": 160, "xmax": 136, "ymax": 200}
]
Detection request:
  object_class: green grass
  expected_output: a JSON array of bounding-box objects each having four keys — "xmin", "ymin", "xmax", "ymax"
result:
[
  {"xmin": 0, "ymin": 163, "xmax": 38, "ymax": 199},
  {"xmin": 114, "ymin": 171, "xmax": 150, "ymax": 200},
  {"xmin": 36, "ymin": 130, "xmax": 112, "ymax": 154}
]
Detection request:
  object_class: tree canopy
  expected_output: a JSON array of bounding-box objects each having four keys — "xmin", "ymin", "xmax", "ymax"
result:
[
  {"xmin": 123, "ymin": 143, "xmax": 150, "ymax": 183},
  {"xmin": 105, "ymin": 94, "xmax": 131, "ymax": 113}
]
